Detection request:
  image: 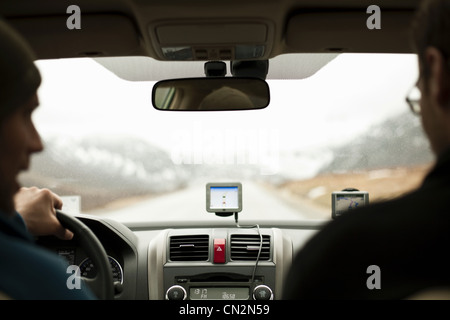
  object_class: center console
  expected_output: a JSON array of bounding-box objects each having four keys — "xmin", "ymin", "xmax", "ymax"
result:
[{"xmin": 148, "ymin": 228, "xmax": 291, "ymax": 300}]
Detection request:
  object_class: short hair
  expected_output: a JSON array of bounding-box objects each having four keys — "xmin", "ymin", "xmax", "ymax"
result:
[
  {"xmin": 411, "ymin": 0, "xmax": 450, "ymax": 77},
  {"xmin": 0, "ymin": 19, "xmax": 41, "ymax": 122}
]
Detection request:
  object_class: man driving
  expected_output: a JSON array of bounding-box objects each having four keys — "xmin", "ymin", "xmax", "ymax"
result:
[{"xmin": 0, "ymin": 19, "xmax": 95, "ymax": 299}]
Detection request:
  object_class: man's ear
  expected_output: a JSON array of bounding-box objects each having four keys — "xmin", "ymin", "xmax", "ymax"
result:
[{"xmin": 424, "ymin": 47, "xmax": 450, "ymax": 110}]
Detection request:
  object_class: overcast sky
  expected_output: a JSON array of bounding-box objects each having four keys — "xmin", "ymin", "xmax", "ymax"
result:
[{"xmin": 34, "ymin": 53, "xmax": 418, "ymax": 160}]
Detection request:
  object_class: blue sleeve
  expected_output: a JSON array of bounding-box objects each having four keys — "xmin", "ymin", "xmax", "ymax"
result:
[
  {"xmin": 0, "ymin": 234, "xmax": 97, "ymax": 300},
  {"xmin": 0, "ymin": 211, "xmax": 97, "ymax": 300},
  {"xmin": 12, "ymin": 211, "xmax": 27, "ymax": 230},
  {"xmin": 0, "ymin": 211, "xmax": 34, "ymax": 242}
]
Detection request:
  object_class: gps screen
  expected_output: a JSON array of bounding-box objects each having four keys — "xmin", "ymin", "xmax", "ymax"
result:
[
  {"xmin": 210, "ymin": 186, "xmax": 239, "ymax": 210},
  {"xmin": 206, "ymin": 182, "xmax": 242, "ymax": 213},
  {"xmin": 332, "ymin": 191, "xmax": 369, "ymax": 218},
  {"xmin": 335, "ymin": 194, "xmax": 365, "ymax": 214}
]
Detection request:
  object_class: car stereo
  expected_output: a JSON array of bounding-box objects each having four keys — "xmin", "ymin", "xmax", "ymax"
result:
[{"xmin": 165, "ymin": 274, "xmax": 273, "ymax": 301}]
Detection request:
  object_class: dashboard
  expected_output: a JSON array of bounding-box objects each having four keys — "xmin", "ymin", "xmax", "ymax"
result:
[{"xmin": 37, "ymin": 215, "xmax": 323, "ymax": 300}]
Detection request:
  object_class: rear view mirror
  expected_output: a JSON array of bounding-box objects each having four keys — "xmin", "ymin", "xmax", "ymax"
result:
[{"xmin": 152, "ymin": 77, "xmax": 270, "ymax": 111}]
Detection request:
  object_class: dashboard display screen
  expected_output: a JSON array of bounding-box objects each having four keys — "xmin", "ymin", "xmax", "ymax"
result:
[
  {"xmin": 190, "ymin": 287, "xmax": 249, "ymax": 300},
  {"xmin": 206, "ymin": 182, "xmax": 242, "ymax": 213},
  {"xmin": 332, "ymin": 191, "xmax": 369, "ymax": 218},
  {"xmin": 210, "ymin": 187, "xmax": 239, "ymax": 210}
]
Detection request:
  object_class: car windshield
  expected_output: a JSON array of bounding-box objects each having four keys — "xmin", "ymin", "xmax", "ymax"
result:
[{"xmin": 20, "ymin": 53, "xmax": 433, "ymax": 225}]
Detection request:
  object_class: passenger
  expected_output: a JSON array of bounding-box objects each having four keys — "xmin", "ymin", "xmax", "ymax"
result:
[
  {"xmin": 0, "ymin": 19, "xmax": 95, "ymax": 299},
  {"xmin": 283, "ymin": 0, "xmax": 450, "ymax": 299}
]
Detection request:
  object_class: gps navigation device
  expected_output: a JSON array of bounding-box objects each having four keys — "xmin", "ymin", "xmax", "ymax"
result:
[
  {"xmin": 206, "ymin": 182, "xmax": 242, "ymax": 216},
  {"xmin": 332, "ymin": 189, "xmax": 369, "ymax": 218}
]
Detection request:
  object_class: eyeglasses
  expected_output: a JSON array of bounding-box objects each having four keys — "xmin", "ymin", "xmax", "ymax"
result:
[{"xmin": 405, "ymin": 83, "xmax": 421, "ymax": 116}]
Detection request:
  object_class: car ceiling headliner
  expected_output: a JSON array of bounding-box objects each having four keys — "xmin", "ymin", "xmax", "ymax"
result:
[{"xmin": 0, "ymin": 0, "xmax": 421, "ymax": 80}]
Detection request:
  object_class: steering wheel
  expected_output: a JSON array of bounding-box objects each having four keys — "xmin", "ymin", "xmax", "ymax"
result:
[{"xmin": 56, "ymin": 211, "xmax": 114, "ymax": 300}]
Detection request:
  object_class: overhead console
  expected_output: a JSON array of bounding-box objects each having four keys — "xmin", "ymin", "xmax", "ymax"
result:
[{"xmin": 148, "ymin": 19, "xmax": 275, "ymax": 61}]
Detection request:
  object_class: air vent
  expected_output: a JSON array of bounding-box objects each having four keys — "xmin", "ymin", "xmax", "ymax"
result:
[
  {"xmin": 169, "ymin": 235, "xmax": 209, "ymax": 261},
  {"xmin": 230, "ymin": 234, "xmax": 271, "ymax": 261}
]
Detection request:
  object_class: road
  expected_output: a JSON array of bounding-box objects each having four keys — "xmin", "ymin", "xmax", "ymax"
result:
[{"xmin": 90, "ymin": 181, "xmax": 327, "ymax": 224}]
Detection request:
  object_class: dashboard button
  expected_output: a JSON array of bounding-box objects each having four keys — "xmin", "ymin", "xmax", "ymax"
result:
[
  {"xmin": 166, "ymin": 285, "xmax": 186, "ymax": 300},
  {"xmin": 214, "ymin": 238, "xmax": 226, "ymax": 263},
  {"xmin": 253, "ymin": 285, "xmax": 273, "ymax": 300}
]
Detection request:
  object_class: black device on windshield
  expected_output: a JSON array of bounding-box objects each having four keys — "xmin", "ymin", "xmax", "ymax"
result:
[
  {"xmin": 331, "ymin": 188, "xmax": 369, "ymax": 219},
  {"xmin": 206, "ymin": 182, "xmax": 242, "ymax": 217}
]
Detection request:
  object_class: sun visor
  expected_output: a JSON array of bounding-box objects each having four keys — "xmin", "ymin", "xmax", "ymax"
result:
[
  {"xmin": 285, "ymin": 11, "xmax": 414, "ymax": 53},
  {"xmin": 8, "ymin": 14, "xmax": 143, "ymax": 59}
]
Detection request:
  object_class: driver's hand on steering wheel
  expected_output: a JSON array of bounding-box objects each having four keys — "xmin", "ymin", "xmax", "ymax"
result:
[{"xmin": 14, "ymin": 187, "xmax": 74, "ymax": 240}]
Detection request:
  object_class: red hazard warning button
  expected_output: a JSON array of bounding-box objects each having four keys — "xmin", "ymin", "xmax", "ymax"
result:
[{"xmin": 214, "ymin": 238, "xmax": 226, "ymax": 264}]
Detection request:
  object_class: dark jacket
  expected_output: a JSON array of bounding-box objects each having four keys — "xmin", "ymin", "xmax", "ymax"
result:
[
  {"xmin": 283, "ymin": 149, "xmax": 450, "ymax": 299},
  {"xmin": 0, "ymin": 211, "xmax": 95, "ymax": 299}
]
